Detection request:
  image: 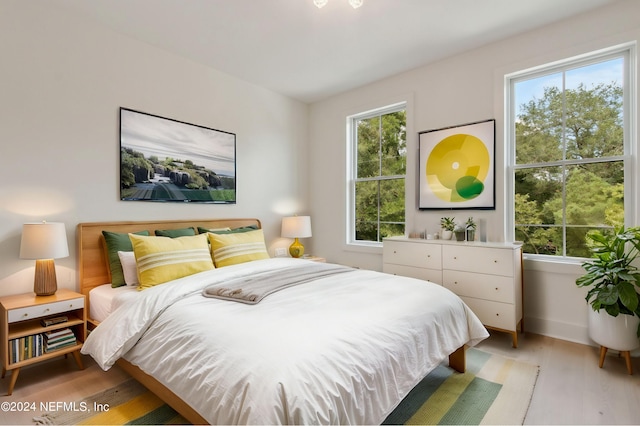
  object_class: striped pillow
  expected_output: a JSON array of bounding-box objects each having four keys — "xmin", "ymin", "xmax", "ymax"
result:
[
  {"xmin": 129, "ymin": 233, "xmax": 214, "ymax": 290},
  {"xmin": 208, "ymin": 229, "xmax": 269, "ymax": 267}
]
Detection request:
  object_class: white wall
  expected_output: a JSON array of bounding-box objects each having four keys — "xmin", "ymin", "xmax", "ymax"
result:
[
  {"xmin": 0, "ymin": 1, "xmax": 310, "ymax": 297},
  {"xmin": 308, "ymin": 0, "xmax": 640, "ymax": 345}
]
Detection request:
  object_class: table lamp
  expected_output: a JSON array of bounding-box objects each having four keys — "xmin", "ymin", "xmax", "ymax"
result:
[
  {"xmin": 281, "ymin": 216, "xmax": 312, "ymax": 258},
  {"xmin": 20, "ymin": 221, "xmax": 69, "ymax": 296}
]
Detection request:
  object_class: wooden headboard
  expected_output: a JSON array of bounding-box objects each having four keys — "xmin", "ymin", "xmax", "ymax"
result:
[{"xmin": 77, "ymin": 218, "xmax": 262, "ymax": 304}]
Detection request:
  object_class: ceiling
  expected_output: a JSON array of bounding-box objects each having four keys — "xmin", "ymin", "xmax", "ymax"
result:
[{"xmin": 56, "ymin": 0, "xmax": 617, "ymax": 103}]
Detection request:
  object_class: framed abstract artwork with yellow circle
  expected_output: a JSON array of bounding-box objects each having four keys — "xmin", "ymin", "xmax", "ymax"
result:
[{"xmin": 418, "ymin": 119, "xmax": 495, "ymax": 210}]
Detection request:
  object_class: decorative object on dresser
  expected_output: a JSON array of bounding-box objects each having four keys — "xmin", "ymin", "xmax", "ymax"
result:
[
  {"xmin": 281, "ymin": 215, "xmax": 313, "ymax": 258},
  {"xmin": 440, "ymin": 217, "xmax": 455, "ymax": 240},
  {"xmin": 383, "ymin": 237, "xmax": 523, "ymax": 347},
  {"xmin": 454, "ymin": 224, "xmax": 466, "ymax": 241},
  {"xmin": 465, "ymin": 217, "xmax": 477, "ymax": 241},
  {"xmin": 575, "ymin": 226, "xmax": 640, "ymax": 374},
  {"xmin": 20, "ymin": 221, "xmax": 69, "ymax": 296},
  {"xmin": 0, "ymin": 289, "xmax": 86, "ymax": 395}
]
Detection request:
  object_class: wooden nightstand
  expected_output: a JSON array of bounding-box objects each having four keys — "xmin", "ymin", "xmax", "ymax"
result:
[
  {"xmin": 301, "ymin": 255, "xmax": 326, "ymax": 262},
  {"xmin": 0, "ymin": 289, "xmax": 86, "ymax": 395}
]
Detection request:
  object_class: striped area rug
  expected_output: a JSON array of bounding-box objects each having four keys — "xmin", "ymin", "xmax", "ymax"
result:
[
  {"xmin": 384, "ymin": 347, "xmax": 539, "ymax": 425},
  {"xmin": 32, "ymin": 379, "xmax": 187, "ymax": 425},
  {"xmin": 34, "ymin": 348, "xmax": 538, "ymax": 425}
]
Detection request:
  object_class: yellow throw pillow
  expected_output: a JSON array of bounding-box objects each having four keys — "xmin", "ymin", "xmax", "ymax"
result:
[
  {"xmin": 129, "ymin": 233, "xmax": 214, "ymax": 290},
  {"xmin": 208, "ymin": 229, "xmax": 270, "ymax": 267}
]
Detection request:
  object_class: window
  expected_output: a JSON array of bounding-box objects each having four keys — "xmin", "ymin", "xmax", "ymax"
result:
[
  {"xmin": 508, "ymin": 46, "xmax": 633, "ymax": 259},
  {"xmin": 348, "ymin": 103, "xmax": 406, "ymax": 245}
]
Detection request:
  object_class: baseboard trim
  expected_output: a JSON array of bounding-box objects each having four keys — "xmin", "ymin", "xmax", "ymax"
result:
[{"xmin": 525, "ymin": 315, "xmax": 590, "ymax": 346}]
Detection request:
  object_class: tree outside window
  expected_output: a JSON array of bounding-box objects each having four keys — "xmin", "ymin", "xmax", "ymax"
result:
[
  {"xmin": 512, "ymin": 53, "xmax": 628, "ymax": 258},
  {"xmin": 349, "ymin": 106, "xmax": 406, "ymax": 244}
]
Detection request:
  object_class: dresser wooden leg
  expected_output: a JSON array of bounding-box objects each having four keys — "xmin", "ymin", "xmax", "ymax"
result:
[
  {"xmin": 598, "ymin": 346, "xmax": 608, "ymax": 368},
  {"xmin": 511, "ymin": 331, "xmax": 518, "ymax": 348}
]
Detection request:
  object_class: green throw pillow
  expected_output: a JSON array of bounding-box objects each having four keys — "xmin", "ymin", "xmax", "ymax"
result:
[
  {"xmin": 197, "ymin": 225, "xmax": 258, "ymax": 235},
  {"xmin": 154, "ymin": 227, "xmax": 196, "ymax": 238},
  {"xmin": 102, "ymin": 230, "xmax": 150, "ymax": 288}
]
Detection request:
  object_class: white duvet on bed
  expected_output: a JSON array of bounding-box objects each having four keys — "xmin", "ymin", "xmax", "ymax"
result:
[{"xmin": 82, "ymin": 258, "xmax": 488, "ymax": 425}]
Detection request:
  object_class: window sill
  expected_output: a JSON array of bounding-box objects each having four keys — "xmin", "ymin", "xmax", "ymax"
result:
[
  {"xmin": 344, "ymin": 241, "xmax": 383, "ymax": 255},
  {"xmin": 523, "ymin": 255, "xmax": 585, "ymax": 275}
]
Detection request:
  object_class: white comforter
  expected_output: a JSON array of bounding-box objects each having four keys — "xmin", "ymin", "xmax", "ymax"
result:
[{"xmin": 82, "ymin": 258, "xmax": 488, "ymax": 425}]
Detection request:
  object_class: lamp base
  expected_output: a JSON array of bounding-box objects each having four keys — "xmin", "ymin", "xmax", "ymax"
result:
[
  {"xmin": 289, "ymin": 238, "xmax": 305, "ymax": 258},
  {"xmin": 34, "ymin": 259, "xmax": 58, "ymax": 296}
]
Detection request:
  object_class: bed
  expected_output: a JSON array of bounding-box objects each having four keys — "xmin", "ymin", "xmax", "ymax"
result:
[{"xmin": 77, "ymin": 218, "xmax": 488, "ymax": 425}]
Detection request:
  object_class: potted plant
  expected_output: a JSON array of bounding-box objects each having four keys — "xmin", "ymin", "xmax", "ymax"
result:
[
  {"xmin": 575, "ymin": 226, "xmax": 640, "ymax": 363},
  {"xmin": 454, "ymin": 224, "xmax": 466, "ymax": 241},
  {"xmin": 440, "ymin": 217, "xmax": 455, "ymax": 240},
  {"xmin": 465, "ymin": 217, "xmax": 477, "ymax": 241}
]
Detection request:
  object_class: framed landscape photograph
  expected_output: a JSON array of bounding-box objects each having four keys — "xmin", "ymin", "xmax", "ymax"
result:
[
  {"xmin": 119, "ymin": 107, "xmax": 236, "ymax": 204},
  {"xmin": 418, "ymin": 119, "xmax": 495, "ymax": 210}
]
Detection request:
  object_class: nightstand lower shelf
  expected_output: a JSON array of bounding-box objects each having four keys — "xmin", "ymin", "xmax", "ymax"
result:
[{"xmin": 2, "ymin": 344, "xmax": 84, "ymax": 395}]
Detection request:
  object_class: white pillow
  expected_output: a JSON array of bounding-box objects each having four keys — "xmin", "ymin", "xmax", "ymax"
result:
[{"xmin": 117, "ymin": 251, "xmax": 139, "ymax": 286}]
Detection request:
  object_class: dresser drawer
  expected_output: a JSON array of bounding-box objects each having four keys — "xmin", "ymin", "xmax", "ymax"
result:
[
  {"xmin": 443, "ymin": 245, "xmax": 515, "ymax": 277},
  {"xmin": 442, "ymin": 270, "xmax": 514, "ymax": 304},
  {"xmin": 383, "ymin": 241, "xmax": 441, "ymax": 269},
  {"xmin": 383, "ymin": 263, "xmax": 442, "ymax": 284},
  {"xmin": 8, "ymin": 297, "xmax": 84, "ymax": 323},
  {"xmin": 460, "ymin": 296, "xmax": 516, "ymax": 331}
]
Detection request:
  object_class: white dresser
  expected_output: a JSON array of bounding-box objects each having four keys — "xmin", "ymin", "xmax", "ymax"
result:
[{"xmin": 383, "ymin": 237, "xmax": 523, "ymax": 347}]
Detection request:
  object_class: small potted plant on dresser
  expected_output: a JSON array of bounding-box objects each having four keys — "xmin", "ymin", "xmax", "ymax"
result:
[
  {"xmin": 454, "ymin": 224, "xmax": 466, "ymax": 241},
  {"xmin": 465, "ymin": 217, "xmax": 477, "ymax": 241},
  {"xmin": 575, "ymin": 226, "xmax": 640, "ymax": 374},
  {"xmin": 440, "ymin": 217, "xmax": 455, "ymax": 240}
]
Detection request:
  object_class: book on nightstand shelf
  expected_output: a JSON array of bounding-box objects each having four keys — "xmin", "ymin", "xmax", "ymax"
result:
[
  {"xmin": 44, "ymin": 328, "xmax": 77, "ymax": 352},
  {"xmin": 44, "ymin": 328, "xmax": 73, "ymax": 340},
  {"xmin": 8, "ymin": 328, "xmax": 78, "ymax": 362},
  {"xmin": 41, "ymin": 315, "xmax": 68, "ymax": 327},
  {"xmin": 9, "ymin": 334, "xmax": 44, "ymax": 363}
]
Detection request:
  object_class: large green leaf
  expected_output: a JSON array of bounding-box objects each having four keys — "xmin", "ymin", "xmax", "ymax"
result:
[
  {"xmin": 618, "ymin": 282, "xmax": 639, "ymax": 312},
  {"xmin": 597, "ymin": 285, "xmax": 619, "ymax": 306}
]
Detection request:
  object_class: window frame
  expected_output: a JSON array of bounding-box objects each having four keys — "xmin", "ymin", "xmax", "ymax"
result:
[
  {"xmin": 346, "ymin": 101, "xmax": 407, "ymax": 247},
  {"xmin": 505, "ymin": 43, "xmax": 636, "ymax": 262}
]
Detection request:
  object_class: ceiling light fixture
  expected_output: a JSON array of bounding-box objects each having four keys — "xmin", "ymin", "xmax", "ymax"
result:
[{"xmin": 314, "ymin": 0, "xmax": 363, "ymax": 9}]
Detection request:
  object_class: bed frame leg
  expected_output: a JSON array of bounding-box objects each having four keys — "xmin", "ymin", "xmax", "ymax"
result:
[{"xmin": 449, "ymin": 345, "xmax": 466, "ymax": 373}]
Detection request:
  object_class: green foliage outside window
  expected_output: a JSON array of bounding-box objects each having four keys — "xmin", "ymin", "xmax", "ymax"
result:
[
  {"xmin": 354, "ymin": 109, "xmax": 406, "ymax": 242},
  {"xmin": 514, "ymin": 57, "xmax": 625, "ymax": 258}
]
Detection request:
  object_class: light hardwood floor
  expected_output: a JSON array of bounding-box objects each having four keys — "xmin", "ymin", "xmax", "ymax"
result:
[
  {"xmin": 0, "ymin": 332, "xmax": 638, "ymax": 425},
  {"xmin": 477, "ymin": 331, "xmax": 640, "ymax": 425}
]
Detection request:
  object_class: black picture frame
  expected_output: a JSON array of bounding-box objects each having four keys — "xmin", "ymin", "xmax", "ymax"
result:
[
  {"xmin": 119, "ymin": 107, "xmax": 236, "ymax": 204},
  {"xmin": 418, "ymin": 119, "xmax": 495, "ymax": 210}
]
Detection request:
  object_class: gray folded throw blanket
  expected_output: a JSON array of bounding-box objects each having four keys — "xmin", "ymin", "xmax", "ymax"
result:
[{"xmin": 202, "ymin": 262, "xmax": 354, "ymax": 304}]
